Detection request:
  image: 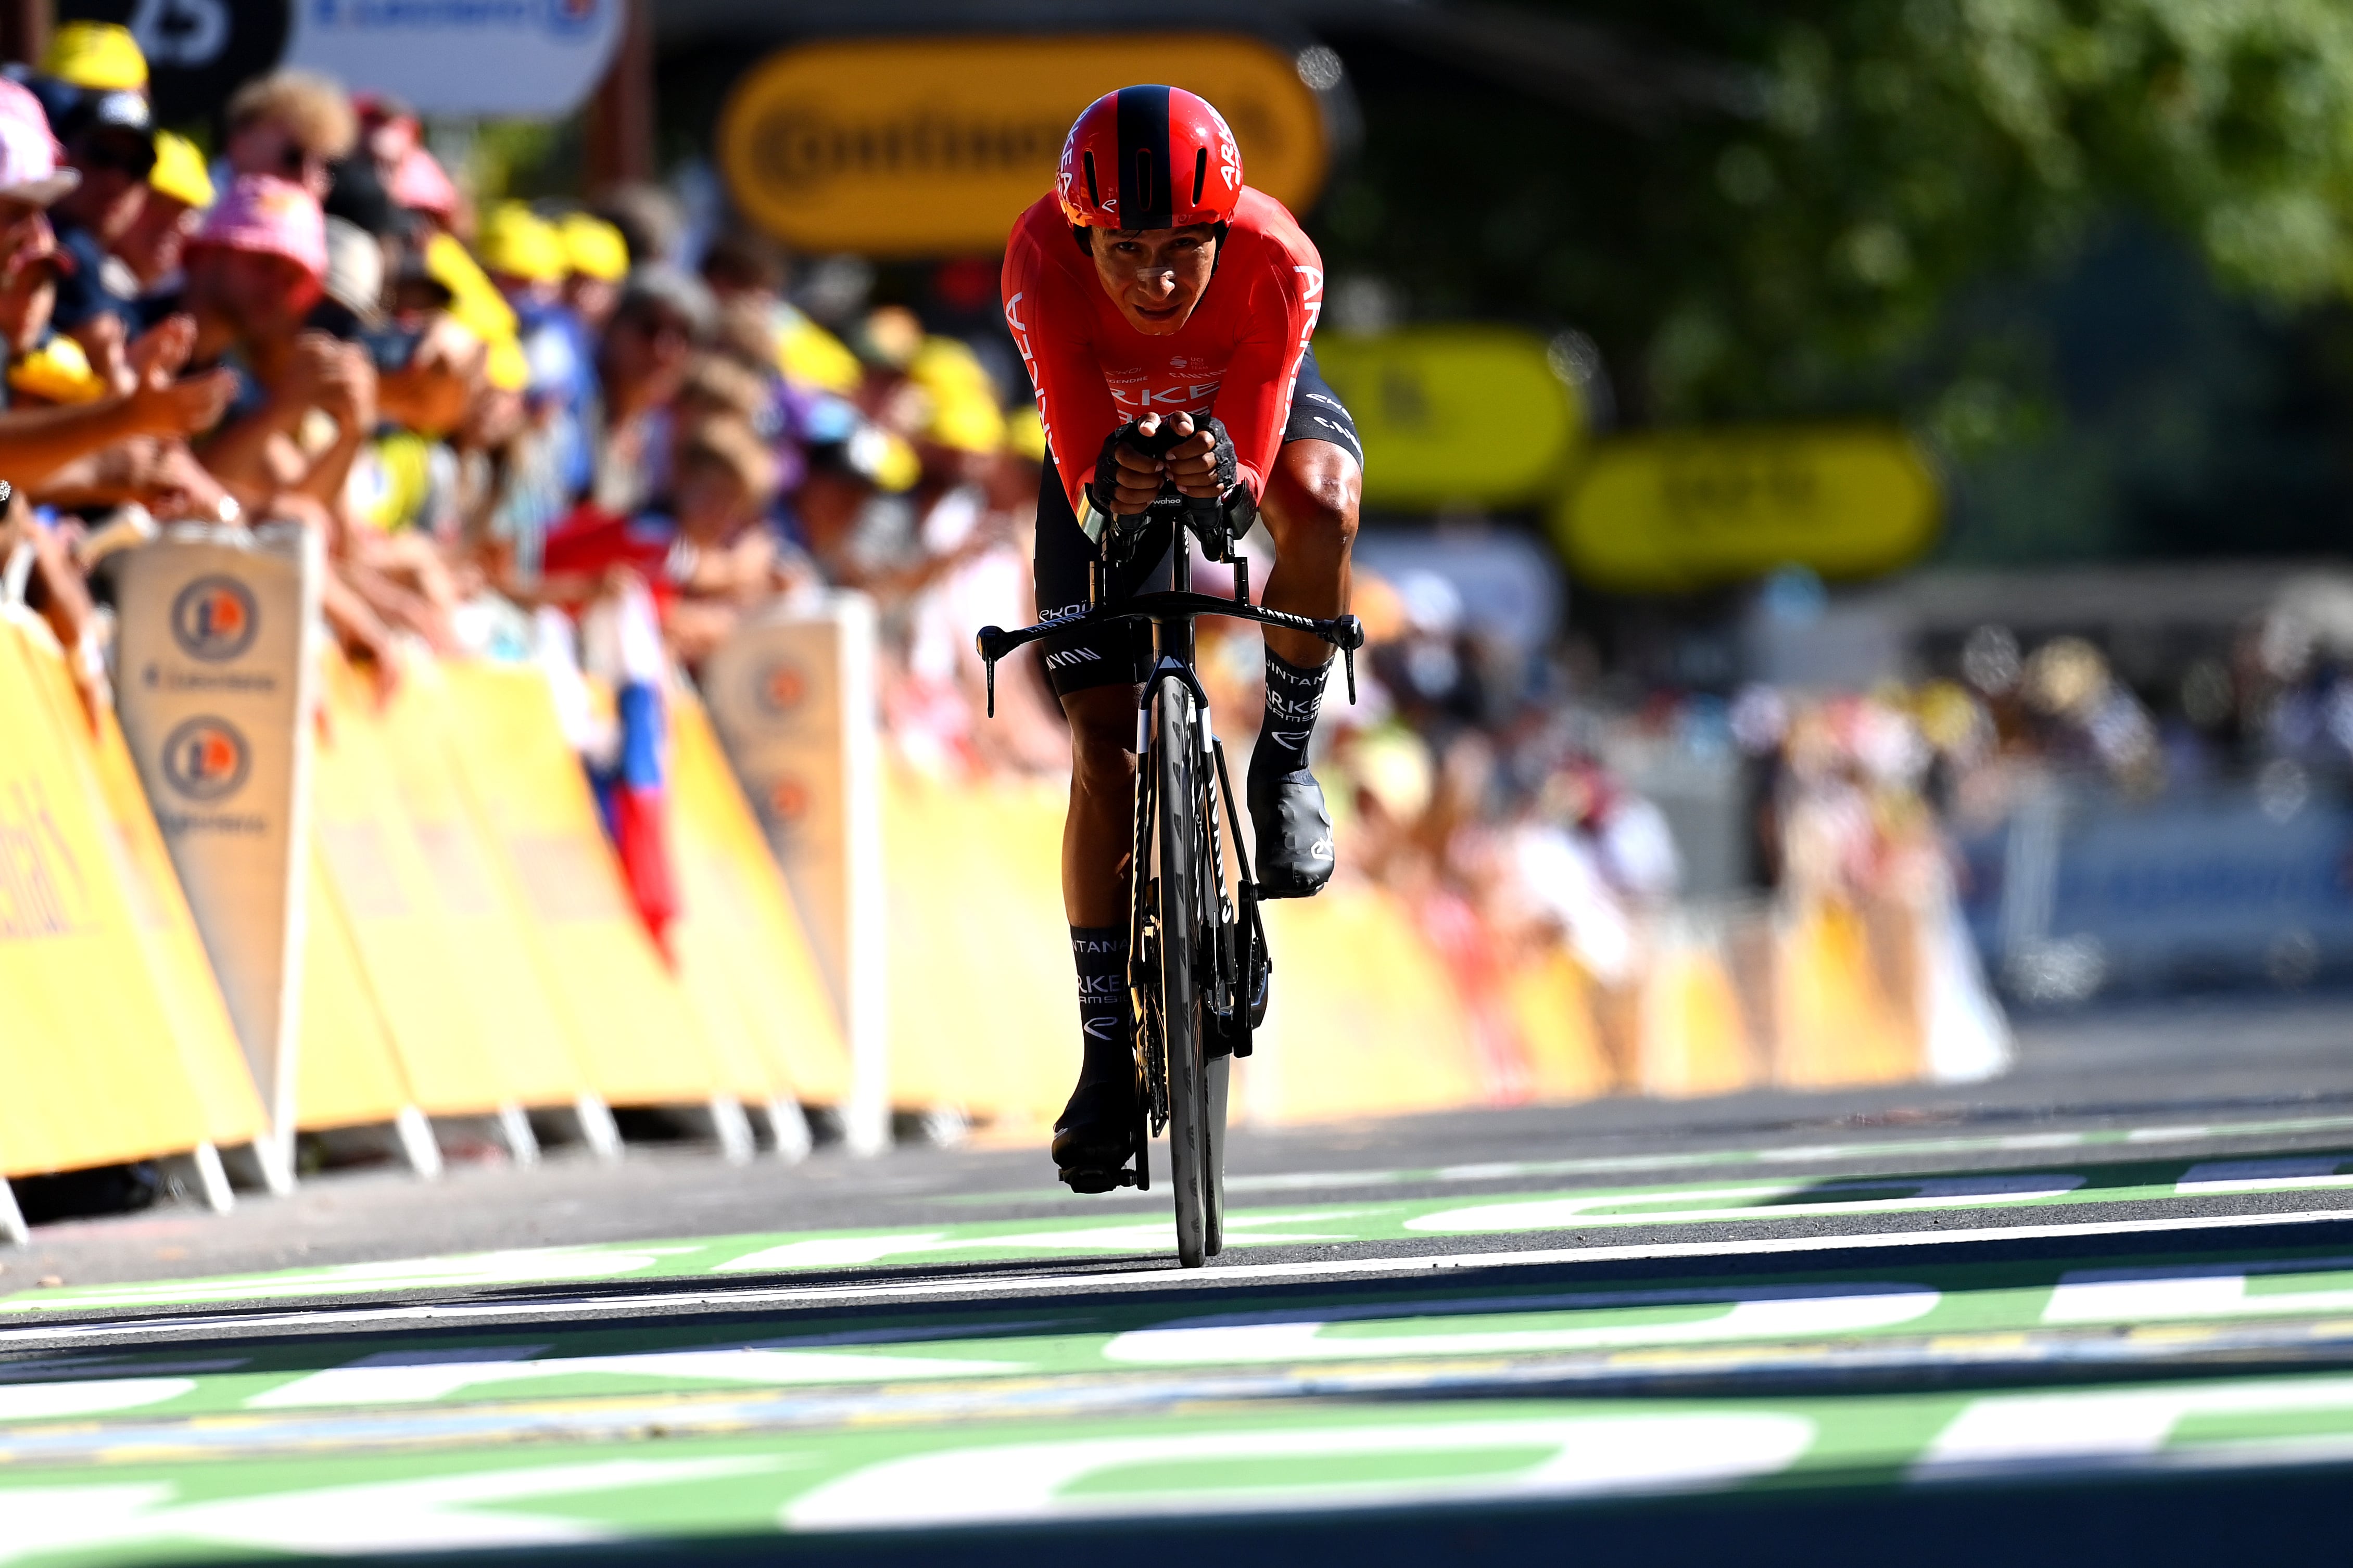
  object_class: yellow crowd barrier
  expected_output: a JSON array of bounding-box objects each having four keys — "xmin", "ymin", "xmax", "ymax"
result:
[
  {"xmin": 866, "ymin": 754, "xmax": 1993, "ymax": 1129},
  {"xmin": 437, "ymin": 661, "xmax": 733, "ymax": 1111},
  {"xmin": 311, "ymin": 652, "xmax": 511, "ymax": 1119},
  {"xmin": 0, "ymin": 613, "xmax": 241, "ymax": 1182},
  {"xmin": 9, "ymin": 616, "xmax": 267, "ymax": 1157},
  {"xmin": 883, "ymin": 765, "xmax": 1073, "ymax": 1120},
  {"xmin": 670, "ymin": 691, "xmax": 851, "ymax": 1106},
  {"xmin": 295, "ymin": 845, "xmax": 417, "ymax": 1134},
  {"xmin": 373, "ymin": 658, "xmax": 591, "ymax": 1113},
  {"xmin": 2, "ymin": 542, "xmax": 2001, "ymax": 1218}
]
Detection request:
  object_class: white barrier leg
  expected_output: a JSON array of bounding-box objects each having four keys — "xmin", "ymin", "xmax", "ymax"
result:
[
  {"xmin": 571, "ymin": 1094, "xmax": 623, "ymax": 1160},
  {"xmin": 191, "ymin": 1143, "xmax": 234, "ymax": 1214},
  {"xmin": 763, "ymin": 1095, "xmax": 813, "ymax": 1163},
  {"xmin": 393, "ymin": 1106, "xmax": 444, "ymax": 1178},
  {"xmin": 0, "ymin": 1178, "xmax": 26, "ymax": 1246},
  {"xmin": 495, "ymin": 1104, "xmax": 540, "ymax": 1167},
  {"xmin": 218, "ymin": 1137, "xmax": 295, "ymax": 1196},
  {"xmin": 707, "ymin": 1097, "xmax": 756, "ymax": 1165}
]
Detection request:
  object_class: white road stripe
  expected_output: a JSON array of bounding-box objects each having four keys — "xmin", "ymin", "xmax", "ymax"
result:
[{"xmin": 6, "ymin": 1207, "xmax": 2353, "ymax": 1350}]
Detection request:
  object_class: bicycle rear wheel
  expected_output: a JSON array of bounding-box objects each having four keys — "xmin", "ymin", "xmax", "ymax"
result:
[{"xmin": 1156, "ymin": 679, "xmax": 1209, "ymax": 1268}]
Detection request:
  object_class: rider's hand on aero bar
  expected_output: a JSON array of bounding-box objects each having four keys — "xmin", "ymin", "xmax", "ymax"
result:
[{"xmin": 1087, "ymin": 412, "xmax": 1250, "ymax": 565}]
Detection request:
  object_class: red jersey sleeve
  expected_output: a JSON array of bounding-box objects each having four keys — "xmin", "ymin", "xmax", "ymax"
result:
[
  {"xmin": 1003, "ymin": 213, "xmax": 1120, "ymax": 518},
  {"xmin": 1216, "ymin": 237, "xmax": 1322, "ymax": 502}
]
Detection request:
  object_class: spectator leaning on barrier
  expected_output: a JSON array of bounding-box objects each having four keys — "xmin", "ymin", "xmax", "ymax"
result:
[{"xmin": 0, "ymin": 80, "xmax": 231, "ymax": 493}]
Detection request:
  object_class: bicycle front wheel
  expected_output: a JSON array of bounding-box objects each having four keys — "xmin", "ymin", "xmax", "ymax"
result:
[{"xmin": 1156, "ymin": 678, "xmax": 1209, "ymax": 1268}]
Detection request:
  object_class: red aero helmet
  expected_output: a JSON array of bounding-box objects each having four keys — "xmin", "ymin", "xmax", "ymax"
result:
[{"xmin": 1056, "ymin": 85, "xmax": 1243, "ymax": 232}]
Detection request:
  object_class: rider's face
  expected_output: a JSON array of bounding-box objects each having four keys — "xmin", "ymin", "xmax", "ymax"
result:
[{"xmin": 1090, "ymin": 224, "xmax": 1219, "ymax": 336}]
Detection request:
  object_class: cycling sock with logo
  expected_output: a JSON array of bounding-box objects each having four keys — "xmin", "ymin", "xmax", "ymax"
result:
[
  {"xmin": 1071, "ymin": 925, "xmax": 1131, "ymax": 1081},
  {"xmin": 1251, "ymin": 648, "xmax": 1331, "ymax": 787}
]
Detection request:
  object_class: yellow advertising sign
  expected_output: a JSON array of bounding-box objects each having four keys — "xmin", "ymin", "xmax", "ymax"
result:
[
  {"xmin": 1552, "ymin": 426, "xmax": 1941, "ymax": 593},
  {"xmin": 718, "ymin": 33, "xmax": 1330, "ymax": 256},
  {"xmin": 1312, "ymin": 327, "xmax": 1585, "ymax": 509}
]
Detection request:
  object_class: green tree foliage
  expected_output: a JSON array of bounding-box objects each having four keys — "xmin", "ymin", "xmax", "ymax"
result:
[{"xmin": 1321, "ymin": 0, "xmax": 2353, "ymax": 441}]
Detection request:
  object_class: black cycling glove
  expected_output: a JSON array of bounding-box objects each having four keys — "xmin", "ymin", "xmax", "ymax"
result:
[{"xmin": 1088, "ymin": 417, "xmax": 1243, "ymax": 519}]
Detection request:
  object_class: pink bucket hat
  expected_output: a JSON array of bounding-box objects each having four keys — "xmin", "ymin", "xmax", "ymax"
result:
[
  {"xmin": 0, "ymin": 78, "xmax": 79, "ymax": 207},
  {"xmin": 191, "ymin": 173, "xmax": 327, "ymax": 281}
]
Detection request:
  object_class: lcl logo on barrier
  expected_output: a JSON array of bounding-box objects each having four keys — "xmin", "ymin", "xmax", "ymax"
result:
[
  {"xmin": 755, "ymin": 661, "xmax": 808, "ymax": 715},
  {"xmin": 160, "ymin": 717, "xmax": 251, "ymax": 802},
  {"xmin": 170, "ymin": 577, "xmax": 259, "ymax": 662}
]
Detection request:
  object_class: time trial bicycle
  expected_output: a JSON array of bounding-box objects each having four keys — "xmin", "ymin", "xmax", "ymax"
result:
[{"xmin": 976, "ymin": 444, "xmax": 1362, "ymax": 1269}]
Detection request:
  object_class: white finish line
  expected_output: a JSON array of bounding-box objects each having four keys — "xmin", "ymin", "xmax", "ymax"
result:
[{"xmin": 6, "ymin": 1206, "xmax": 2353, "ymax": 1351}]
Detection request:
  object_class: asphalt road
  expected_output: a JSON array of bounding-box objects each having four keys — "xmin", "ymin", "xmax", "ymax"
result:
[{"xmin": 7, "ymin": 992, "xmax": 2353, "ymax": 1565}]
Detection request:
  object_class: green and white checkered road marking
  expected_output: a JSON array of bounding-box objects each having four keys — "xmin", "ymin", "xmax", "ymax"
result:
[
  {"xmin": 9, "ymin": 1245, "xmax": 2353, "ymax": 1432},
  {"xmin": 10, "ymin": 1373, "xmax": 2353, "ymax": 1564},
  {"xmin": 10, "ymin": 1150, "xmax": 2353, "ymax": 1315}
]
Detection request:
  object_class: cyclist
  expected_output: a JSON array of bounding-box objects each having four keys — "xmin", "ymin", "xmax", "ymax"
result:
[{"xmin": 1002, "ymin": 85, "xmax": 1362, "ymax": 1189}]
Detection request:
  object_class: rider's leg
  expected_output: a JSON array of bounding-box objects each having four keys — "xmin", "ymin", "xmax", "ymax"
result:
[
  {"xmin": 1060, "ymin": 683, "xmax": 1138, "ymax": 925},
  {"xmin": 1247, "ymin": 437, "xmax": 1361, "ymax": 897},
  {"xmin": 1256, "ymin": 437, "xmax": 1361, "ymax": 669},
  {"xmin": 1054, "ymin": 681, "xmax": 1143, "ymax": 1182}
]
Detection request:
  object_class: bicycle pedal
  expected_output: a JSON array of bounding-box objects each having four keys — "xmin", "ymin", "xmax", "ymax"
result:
[{"xmin": 1059, "ymin": 1165, "xmax": 1140, "ymax": 1194}]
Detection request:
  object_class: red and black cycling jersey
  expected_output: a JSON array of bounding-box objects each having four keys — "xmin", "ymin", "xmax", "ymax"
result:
[{"xmin": 1001, "ymin": 186, "xmax": 1324, "ymax": 518}]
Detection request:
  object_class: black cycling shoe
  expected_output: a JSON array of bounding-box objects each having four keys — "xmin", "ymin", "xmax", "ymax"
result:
[
  {"xmin": 1248, "ymin": 767, "xmax": 1335, "ymax": 898},
  {"xmin": 1052, "ymin": 1073, "xmax": 1137, "ymax": 1192}
]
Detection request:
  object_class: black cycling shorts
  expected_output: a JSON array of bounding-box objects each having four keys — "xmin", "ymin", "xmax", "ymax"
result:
[{"xmin": 1032, "ymin": 345, "xmax": 1362, "ymax": 698}]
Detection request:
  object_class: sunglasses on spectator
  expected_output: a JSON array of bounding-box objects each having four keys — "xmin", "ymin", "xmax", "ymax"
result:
[
  {"xmin": 278, "ymin": 145, "xmax": 331, "ymax": 179},
  {"xmin": 80, "ymin": 139, "xmax": 156, "ymax": 179},
  {"xmin": 623, "ymin": 310, "xmax": 693, "ymax": 343}
]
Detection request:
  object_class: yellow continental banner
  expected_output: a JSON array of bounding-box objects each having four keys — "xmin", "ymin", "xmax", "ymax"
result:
[
  {"xmin": 1553, "ymin": 425, "xmax": 1941, "ymax": 592},
  {"xmin": 1313, "ymin": 328, "xmax": 1585, "ymax": 509},
  {"xmin": 718, "ymin": 33, "xmax": 1329, "ymax": 255}
]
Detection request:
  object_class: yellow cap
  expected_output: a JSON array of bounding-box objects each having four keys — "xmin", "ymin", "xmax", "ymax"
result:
[
  {"xmin": 8, "ymin": 334, "xmax": 106, "ymax": 405},
  {"xmin": 557, "ymin": 211, "xmax": 629, "ymax": 283},
  {"xmin": 477, "ymin": 202, "xmax": 566, "ymax": 286},
  {"xmin": 926, "ymin": 388, "xmax": 1005, "ymax": 455},
  {"xmin": 775, "ymin": 311, "xmax": 861, "ymax": 395},
  {"xmin": 1004, "ymin": 404, "xmax": 1046, "ymax": 464},
  {"xmin": 147, "ymin": 131, "xmax": 214, "ymax": 211},
  {"xmin": 485, "ymin": 336, "xmax": 532, "ymax": 393},
  {"xmin": 907, "ymin": 336, "xmax": 1004, "ymax": 452},
  {"xmin": 425, "ymin": 231, "xmax": 518, "ymax": 346},
  {"xmin": 42, "ymin": 21, "xmax": 146, "ymax": 93}
]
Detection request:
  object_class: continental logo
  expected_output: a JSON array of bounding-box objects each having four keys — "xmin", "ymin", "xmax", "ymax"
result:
[
  {"xmin": 160, "ymin": 717, "xmax": 251, "ymax": 802},
  {"xmin": 170, "ymin": 576, "xmax": 258, "ymax": 662},
  {"xmin": 717, "ymin": 34, "xmax": 1328, "ymax": 255},
  {"xmin": 741, "ymin": 109, "xmax": 1070, "ymax": 195}
]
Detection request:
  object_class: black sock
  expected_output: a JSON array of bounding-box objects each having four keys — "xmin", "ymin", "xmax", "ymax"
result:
[
  {"xmin": 1071, "ymin": 925, "xmax": 1130, "ymax": 1083},
  {"xmin": 1253, "ymin": 647, "xmax": 1330, "ymax": 787}
]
